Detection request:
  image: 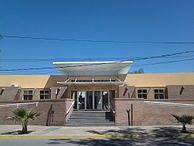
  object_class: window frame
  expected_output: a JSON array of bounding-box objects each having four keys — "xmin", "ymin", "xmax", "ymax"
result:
[
  {"xmin": 154, "ymin": 89, "xmax": 165, "ymax": 99},
  {"xmin": 137, "ymin": 89, "xmax": 148, "ymax": 99},
  {"xmin": 39, "ymin": 89, "xmax": 50, "ymax": 100},
  {"xmin": 23, "ymin": 90, "xmax": 33, "ymax": 100}
]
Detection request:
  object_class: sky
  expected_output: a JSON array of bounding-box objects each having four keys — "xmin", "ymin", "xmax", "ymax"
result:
[{"xmin": 0, "ymin": 0, "xmax": 194, "ymax": 74}]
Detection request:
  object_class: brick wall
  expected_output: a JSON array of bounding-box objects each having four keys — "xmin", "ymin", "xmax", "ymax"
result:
[
  {"xmin": 142, "ymin": 101, "xmax": 194, "ymax": 125},
  {"xmin": 167, "ymin": 85, "xmax": 194, "ymax": 100},
  {"xmin": 0, "ymin": 87, "xmax": 20, "ymax": 101},
  {"xmin": 118, "ymin": 85, "xmax": 136, "ymax": 98},
  {"xmin": 114, "ymin": 98, "xmax": 144, "ymax": 126},
  {"xmin": 0, "ymin": 99, "xmax": 70, "ymax": 126},
  {"xmin": 119, "ymin": 85, "xmax": 194, "ymax": 100},
  {"xmin": 114, "ymin": 98, "xmax": 194, "ymax": 126}
]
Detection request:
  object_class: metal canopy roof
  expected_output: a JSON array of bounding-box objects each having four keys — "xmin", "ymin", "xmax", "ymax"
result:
[
  {"xmin": 57, "ymin": 81, "xmax": 124, "ymax": 85},
  {"xmin": 53, "ymin": 61, "xmax": 133, "ymax": 76},
  {"xmin": 57, "ymin": 77, "xmax": 124, "ymax": 85}
]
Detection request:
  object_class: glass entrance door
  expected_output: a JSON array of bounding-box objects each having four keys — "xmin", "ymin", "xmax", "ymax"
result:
[
  {"xmin": 77, "ymin": 91, "xmax": 86, "ymax": 110},
  {"xmin": 73, "ymin": 90, "xmax": 111, "ymax": 110},
  {"xmin": 94, "ymin": 91, "xmax": 102, "ymax": 110},
  {"xmin": 86, "ymin": 91, "xmax": 93, "ymax": 110}
]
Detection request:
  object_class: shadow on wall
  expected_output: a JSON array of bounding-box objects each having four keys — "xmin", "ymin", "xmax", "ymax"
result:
[{"xmin": 46, "ymin": 104, "xmax": 54, "ymax": 126}]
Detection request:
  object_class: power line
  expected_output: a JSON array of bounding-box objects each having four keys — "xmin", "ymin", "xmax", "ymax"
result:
[
  {"xmin": 0, "ymin": 57, "xmax": 194, "ymax": 72},
  {"xmin": 0, "ymin": 62, "xmax": 125, "ymax": 72},
  {"xmin": 134, "ymin": 57, "xmax": 194, "ymax": 67},
  {"xmin": 0, "ymin": 50, "xmax": 193, "ymax": 72},
  {"xmin": 0, "ymin": 50, "xmax": 194, "ymax": 62},
  {"xmin": 131, "ymin": 50, "xmax": 194, "ymax": 61},
  {"xmin": 0, "ymin": 57, "xmax": 129, "ymax": 62},
  {"xmin": 2, "ymin": 34, "xmax": 194, "ymax": 44}
]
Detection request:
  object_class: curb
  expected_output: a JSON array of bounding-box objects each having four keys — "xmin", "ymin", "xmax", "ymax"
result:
[{"xmin": 0, "ymin": 134, "xmax": 194, "ymax": 139}]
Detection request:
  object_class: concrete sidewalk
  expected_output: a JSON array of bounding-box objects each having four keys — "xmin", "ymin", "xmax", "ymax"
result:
[
  {"xmin": 0, "ymin": 125, "xmax": 121, "ymax": 135},
  {"xmin": 0, "ymin": 125, "xmax": 194, "ymax": 139}
]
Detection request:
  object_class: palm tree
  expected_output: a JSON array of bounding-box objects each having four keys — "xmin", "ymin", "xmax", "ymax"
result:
[
  {"xmin": 12, "ymin": 108, "xmax": 40, "ymax": 134},
  {"xmin": 172, "ymin": 114, "xmax": 194, "ymax": 133}
]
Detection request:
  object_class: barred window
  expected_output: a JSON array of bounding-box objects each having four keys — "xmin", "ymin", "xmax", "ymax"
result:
[
  {"xmin": 154, "ymin": 89, "xmax": 165, "ymax": 99},
  {"xmin": 40, "ymin": 90, "xmax": 50, "ymax": 100},
  {"xmin": 137, "ymin": 89, "xmax": 147, "ymax": 99},
  {"xmin": 23, "ymin": 90, "xmax": 33, "ymax": 100}
]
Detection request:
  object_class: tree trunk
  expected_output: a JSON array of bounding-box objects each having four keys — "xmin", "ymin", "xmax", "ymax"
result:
[
  {"xmin": 182, "ymin": 124, "xmax": 187, "ymax": 133},
  {"xmin": 22, "ymin": 122, "xmax": 28, "ymax": 134}
]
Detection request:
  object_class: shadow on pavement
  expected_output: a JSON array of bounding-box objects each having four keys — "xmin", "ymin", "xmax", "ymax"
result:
[
  {"xmin": 1, "ymin": 130, "xmax": 33, "ymax": 135},
  {"xmin": 151, "ymin": 127, "xmax": 193, "ymax": 138},
  {"xmin": 87, "ymin": 127, "xmax": 147, "ymax": 135},
  {"xmin": 47, "ymin": 138, "xmax": 144, "ymax": 146},
  {"xmin": 47, "ymin": 127, "xmax": 194, "ymax": 146},
  {"xmin": 48, "ymin": 138, "xmax": 194, "ymax": 146}
]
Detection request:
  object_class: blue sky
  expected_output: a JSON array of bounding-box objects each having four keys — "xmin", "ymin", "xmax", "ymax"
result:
[{"xmin": 0, "ymin": 0, "xmax": 194, "ymax": 74}]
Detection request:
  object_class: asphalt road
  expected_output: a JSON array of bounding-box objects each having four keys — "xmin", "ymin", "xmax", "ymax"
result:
[{"xmin": 1, "ymin": 138, "xmax": 194, "ymax": 146}]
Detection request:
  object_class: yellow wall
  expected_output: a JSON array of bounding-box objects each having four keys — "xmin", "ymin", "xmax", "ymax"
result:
[
  {"xmin": 0, "ymin": 75, "xmax": 50, "ymax": 88},
  {"xmin": 0, "ymin": 73, "xmax": 194, "ymax": 89},
  {"xmin": 0, "ymin": 73, "xmax": 194, "ymax": 100},
  {"xmin": 124, "ymin": 73, "xmax": 194, "ymax": 87},
  {"xmin": 0, "ymin": 75, "xmax": 68, "ymax": 88}
]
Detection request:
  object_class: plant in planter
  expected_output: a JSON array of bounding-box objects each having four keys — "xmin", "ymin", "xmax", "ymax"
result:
[
  {"xmin": 12, "ymin": 108, "xmax": 40, "ymax": 134},
  {"xmin": 172, "ymin": 114, "xmax": 194, "ymax": 133}
]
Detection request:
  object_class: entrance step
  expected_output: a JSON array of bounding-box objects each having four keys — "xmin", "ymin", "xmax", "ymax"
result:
[{"xmin": 66, "ymin": 111, "xmax": 115, "ymax": 126}]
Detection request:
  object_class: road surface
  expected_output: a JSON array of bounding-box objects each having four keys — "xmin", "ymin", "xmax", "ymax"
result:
[{"xmin": 1, "ymin": 137, "xmax": 194, "ymax": 146}]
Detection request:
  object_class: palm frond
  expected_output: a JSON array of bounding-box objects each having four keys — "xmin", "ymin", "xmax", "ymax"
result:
[
  {"xmin": 12, "ymin": 108, "xmax": 40, "ymax": 122},
  {"xmin": 171, "ymin": 114, "xmax": 194, "ymax": 125}
]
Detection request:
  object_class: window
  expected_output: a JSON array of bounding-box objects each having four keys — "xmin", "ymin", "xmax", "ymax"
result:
[
  {"xmin": 154, "ymin": 89, "xmax": 165, "ymax": 99},
  {"xmin": 40, "ymin": 90, "xmax": 50, "ymax": 100},
  {"xmin": 23, "ymin": 90, "xmax": 33, "ymax": 100},
  {"xmin": 137, "ymin": 89, "xmax": 147, "ymax": 99}
]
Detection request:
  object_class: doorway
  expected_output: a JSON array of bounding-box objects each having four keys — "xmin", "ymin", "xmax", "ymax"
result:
[{"xmin": 72, "ymin": 90, "xmax": 112, "ymax": 111}]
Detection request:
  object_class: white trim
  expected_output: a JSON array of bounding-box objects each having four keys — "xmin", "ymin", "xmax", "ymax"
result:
[
  {"xmin": 64, "ymin": 78, "xmax": 72, "ymax": 83},
  {"xmin": 66, "ymin": 101, "xmax": 75, "ymax": 115},
  {"xmin": 145, "ymin": 101, "xmax": 194, "ymax": 107},
  {"xmin": 0, "ymin": 102, "xmax": 39, "ymax": 108},
  {"xmin": 53, "ymin": 60, "xmax": 133, "ymax": 64},
  {"xmin": 57, "ymin": 82, "xmax": 123, "ymax": 85}
]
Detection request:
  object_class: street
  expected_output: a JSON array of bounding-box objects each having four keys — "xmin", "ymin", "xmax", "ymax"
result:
[
  {"xmin": 1, "ymin": 125, "xmax": 194, "ymax": 145},
  {"xmin": 1, "ymin": 137, "xmax": 194, "ymax": 146}
]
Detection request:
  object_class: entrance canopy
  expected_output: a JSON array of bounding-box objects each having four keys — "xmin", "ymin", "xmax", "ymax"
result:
[
  {"xmin": 53, "ymin": 61, "xmax": 133, "ymax": 76},
  {"xmin": 57, "ymin": 77, "xmax": 124, "ymax": 85}
]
